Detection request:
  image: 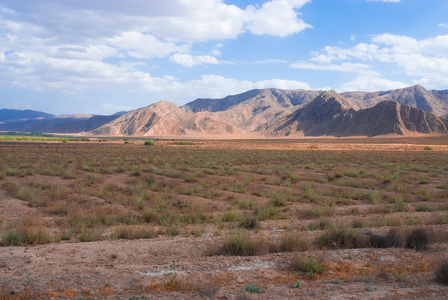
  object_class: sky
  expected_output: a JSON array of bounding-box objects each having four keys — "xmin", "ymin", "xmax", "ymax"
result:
[{"xmin": 1, "ymin": 0, "xmax": 448, "ymax": 115}]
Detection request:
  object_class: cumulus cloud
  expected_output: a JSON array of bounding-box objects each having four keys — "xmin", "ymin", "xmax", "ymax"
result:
[
  {"xmin": 169, "ymin": 54, "xmax": 219, "ymax": 67},
  {"xmin": 290, "ymin": 62, "xmax": 371, "ymax": 73},
  {"xmin": 298, "ymin": 33, "xmax": 448, "ymax": 90},
  {"xmin": 245, "ymin": 0, "xmax": 312, "ymax": 37},
  {"xmin": 0, "ymin": 0, "xmax": 312, "ymax": 104},
  {"xmin": 340, "ymin": 73, "xmax": 408, "ymax": 92},
  {"xmin": 178, "ymin": 75, "xmax": 310, "ymax": 100}
]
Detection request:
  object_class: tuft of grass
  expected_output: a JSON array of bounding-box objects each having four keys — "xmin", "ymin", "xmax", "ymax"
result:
[
  {"xmin": 221, "ymin": 209, "xmax": 239, "ymax": 222},
  {"xmin": 416, "ymin": 205, "xmax": 436, "ymax": 212},
  {"xmin": 222, "ymin": 230, "xmax": 266, "ymax": 256},
  {"xmin": 0, "ymin": 227, "xmax": 52, "ymax": 246},
  {"xmin": 238, "ymin": 215, "xmax": 259, "ymax": 230},
  {"xmin": 79, "ymin": 227, "xmax": 103, "ymax": 242},
  {"xmin": 111, "ymin": 226, "xmax": 156, "ymax": 240},
  {"xmin": 274, "ymin": 233, "xmax": 309, "ymax": 252},
  {"xmin": 165, "ymin": 227, "xmax": 179, "ymax": 237},
  {"xmin": 256, "ymin": 205, "xmax": 280, "ymax": 220}
]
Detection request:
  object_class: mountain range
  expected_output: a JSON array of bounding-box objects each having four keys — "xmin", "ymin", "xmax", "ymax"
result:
[{"xmin": 2, "ymin": 85, "xmax": 448, "ymax": 137}]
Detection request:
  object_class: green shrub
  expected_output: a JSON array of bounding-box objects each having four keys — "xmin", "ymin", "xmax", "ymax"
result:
[
  {"xmin": 257, "ymin": 205, "xmax": 280, "ymax": 220},
  {"xmin": 144, "ymin": 140, "xmax": 156, "ymax": 146},
  {"xmin": 244, "ymin": 282, "xmax": 261, "ymax": 293},
  {"xmin": 221, "ymin": 209, "xmax": 239, "ymax": 222},
  {"xmin": 292, "ymin": 257, "xmax": 326, "ymax": 279}
]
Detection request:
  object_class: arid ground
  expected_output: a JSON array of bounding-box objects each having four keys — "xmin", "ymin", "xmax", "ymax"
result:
[{"xmin": 1, "ymin": 137, "xmax": 448, "ymax": 299}]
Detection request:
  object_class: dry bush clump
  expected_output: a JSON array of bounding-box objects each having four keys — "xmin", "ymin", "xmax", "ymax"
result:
[
  {"xmin": 405, "ymin": 228, "xmax": 430, "ymax": 251},
  {"xmin": 367, "ymin": 228, "xmax": 404, "ymax": 248},
  {"xmin": 317, "ymin": 226, "xmax": 356, "ymax": 249},
  {"xmin": 435, "ymin": 260, "xmax": 448, "ymax": 285},
  {"xmin": 270, "ymin": 233, "xmax": 310, "ymax": 253}
]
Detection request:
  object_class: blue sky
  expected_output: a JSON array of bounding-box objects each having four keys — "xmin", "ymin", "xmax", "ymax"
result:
[{"xmin": 1, "ymin": 0, "xmax": 447, "ymax": 115}]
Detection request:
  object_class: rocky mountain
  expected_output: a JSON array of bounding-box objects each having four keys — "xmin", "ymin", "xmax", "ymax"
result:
[
  {"xmin": 91, "ymin": 101, "xmax": 242, "ymax": 136},
  {"xmin": 341, "ymin": 85, "xmax": 448, "ymax": 116},
  {"xmin": 260, "ymin": 90, "xmax": 448, "ymax": 137}
]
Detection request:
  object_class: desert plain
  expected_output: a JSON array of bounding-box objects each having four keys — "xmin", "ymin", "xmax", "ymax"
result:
[{"xmin": 0, "ymin": 137, "xmax": 448, "ymax": 299}]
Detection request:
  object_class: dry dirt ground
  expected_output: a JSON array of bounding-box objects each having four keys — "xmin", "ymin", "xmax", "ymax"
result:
[{"xmin": 0, "ymin": 137, "xmax": 448, "ymax": 299}]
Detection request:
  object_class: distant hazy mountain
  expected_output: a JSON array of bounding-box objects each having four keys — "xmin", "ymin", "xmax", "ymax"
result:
[
  {"xmin": 0, "ymin": 109, "xmax": 125, "ymax": 134},
  {"xmin": 0, "ymin": 109, "xmax": 54, "ymax": 122}
]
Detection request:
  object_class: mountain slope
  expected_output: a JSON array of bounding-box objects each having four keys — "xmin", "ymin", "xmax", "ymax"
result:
[
  {"xmin": 261, "ymin": 91, "xmax": 448, "ymax": 137},
  {"xmin": 91, "ymin": 101, "xmax": 189, "ymax": 136},
  {"xmin": 182, "ymin": 88, "xmax": 322, "ymax": 113},
  {"xmin": 92, "ymin": 101, "xmax": 245, "ymax": 136}
]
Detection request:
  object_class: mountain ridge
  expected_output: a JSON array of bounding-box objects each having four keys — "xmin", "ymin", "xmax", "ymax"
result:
[{"xmin": 1, "ymin": 85, "xmax": 447, "ymax": 137}]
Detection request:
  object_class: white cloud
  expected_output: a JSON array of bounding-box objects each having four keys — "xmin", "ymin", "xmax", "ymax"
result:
[
  {"xmin": 169, "ymin": 54, "xmax": 219, "ymax": 67},
  {"xmin": 290, "ymin": 62, "xmax": 371, "ymax": 73},
  {"xmin": 102, "ymin": 103, "xmax": 133, "ymax": 113},
  {"xmin": 340, "ymin": 73, "xmax": 408, "ymax": 92},
  {"xmin": 0, "ymin": 0, "xmax": 312, "ymax": 99},
  {"xmin": 301, "ymin": 33, "xmax": 448, "ymax": 89},
  {"xmin": 253, "ymin": 78, "xmax": 310, "ymax": 90},
  {"xmin": 439, "ymin": 24, "xmax": 448, "ymax": 29},
  {"xmin": 255, "ymin": 59, "xmax": 288, "ymax": 65},
  {"xmin": 178, "ymin": 75, "xmax": 310, "ymax": 100},
  {"xmin": 245, "ymin": 0, "xmax": 312, "ymax": 37}
]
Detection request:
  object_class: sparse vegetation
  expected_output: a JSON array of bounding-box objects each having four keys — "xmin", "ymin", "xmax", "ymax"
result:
[{"xmin": 1, "ymin": 139, "xmax": 448, "ymax": 298}]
